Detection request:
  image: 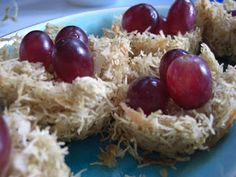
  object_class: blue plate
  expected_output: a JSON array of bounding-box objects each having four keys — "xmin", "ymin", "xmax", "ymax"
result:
[{"xmin": 4, "ymin": 6, "xmax": 236, "ymax": 177}]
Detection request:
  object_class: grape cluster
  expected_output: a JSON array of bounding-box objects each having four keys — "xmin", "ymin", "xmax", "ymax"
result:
[
  {"xmin": 126, "ymin": 49, "xmax": 212, "ymax": 115},
  {"xmin": 122, "ymin": 1, "xmax": 212, "ymax": 114},
  {"xmin": 122, "ymin": 0, "xmax": 197, "ymax": 35},
  {"xmin": 19, "ymin": 26, "xmax": 94, "ymax": 83},
  {"xmin": 1, "ymin": 2, "xmax": 217, "ymax": 176}
]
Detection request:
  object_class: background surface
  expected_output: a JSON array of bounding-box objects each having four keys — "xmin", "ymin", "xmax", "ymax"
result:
[{"xmin": 0, "ymin": 0, "xmax": 175, "ymax": 37}]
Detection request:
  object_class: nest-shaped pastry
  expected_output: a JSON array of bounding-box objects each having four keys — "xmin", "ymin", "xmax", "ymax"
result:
[
  {"xmin": 0, "ymin": 40, "xmax": 115, "ymax": 140},
  {"xmin": 103, "ymin": 19, "xmax": 202, "ymax": 57},
  {"xmin": 196, "ymin": 0, "xmax": 236, "ymax": 59},
  {"xmin": 0, "ymin": 6, "xmax": 222, "ymax": 175},
  {"xmin": 2, "ymin": 110, "xmax": 70, "ymax": 177},
  {"xmin": 111, "ymin": 44, "xmax": 236, "ymax": 160},
  {"xmin": 94, "ymin": 20, "xmax": 202, "ymax": 110},
  {"xmin": 89, "ymin": 20, "xmax": 203, "ymax": 107}
]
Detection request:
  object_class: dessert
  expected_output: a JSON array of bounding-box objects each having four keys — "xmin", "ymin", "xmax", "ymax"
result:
[
  {"xmin": 0, "ymin": 0, "xmax": 236, "ymax": 176},
  {"xmin": 196, "ymin": 0, "xmax": 236, "ymax": 60}
]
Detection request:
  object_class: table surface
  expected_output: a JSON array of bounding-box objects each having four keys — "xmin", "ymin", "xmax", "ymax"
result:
[{"xmin": 0, "ymin": 0, "xmax": 176, "ymax": 37}]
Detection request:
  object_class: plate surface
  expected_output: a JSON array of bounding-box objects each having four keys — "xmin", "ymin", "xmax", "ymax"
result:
[{"xmin": 3, "ymin": 6, "xmax": 236, "ymax": 177}]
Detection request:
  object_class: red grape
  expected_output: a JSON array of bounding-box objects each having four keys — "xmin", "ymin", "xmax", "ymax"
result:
[
  {"xmin": 230, "ymin": 10, "xmax": 236, "ymax": 16},
  {"xmin": 166, "ymin": 0, "xmax": 196, "ymax": 35},
  {"xmin": 126, "ymin": 76, "xmax": 169, "ymax": 115},
  {"xmin": 122, "ymin": 3, "xmax": 159, "ymax": 33},
  {"xmin": 160, "ymin": 49, "xmax": 189, "ymax": 83},
  {"xmin": 19, "ymin": 30, "xmax": 54, "ymax": 69},
  {"xmin": 166, "ymin": 54, "xmax": 212, "ymax": 109},
  {"xmin": 153, "ymin": 16, "xmax": 167, "ymax": 34},
  {"xmin": 0, "ymin": 116, "xmax": 11, "ymax": 176},
  {"xmin": 55, "ymin": 26, "xmax": 89, "ymax": 46},
  {"xmin": 52, "ymin": 38, "xmax": 94, "ymax": 83}
]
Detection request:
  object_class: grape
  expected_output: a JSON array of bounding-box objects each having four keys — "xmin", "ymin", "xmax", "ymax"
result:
[
  {"xmin": 19, "ymin": 30, "xmax": 54, "ymax": 69},
  {"xmin": 126, "ymin": 76, "xmax": 169, "ymax": 115},
  {"xmin": 122, "ymin": 3, "xmax": 159, "ymax": 33},
  {"xmin": 52, "ymin": 38, "xmax": 94, "ymax": 83},
  {"xmin": 166, "ymin": 0, "xmax": 196, "ymax": 35},
  {"xmin": 166, "ymin": 54, "xmax": 212, "ymax": 109},
  {"xmin": 55, "ymin": 26, "xmax": 89, "ymax": 46},
  {"xmin": 153, "ymin": 16, "xmax": 167, "ymax": 34},
  {"xmin": 0, "ymin": 116, "xmax": 11, "ymax": 176},
  {"xmin": 230, "ymin": 10, "xmax": 236, "ymax": 16},
  {"xmin": 160, "ymin": 49, "xmax": 189, "ymax": 83}
]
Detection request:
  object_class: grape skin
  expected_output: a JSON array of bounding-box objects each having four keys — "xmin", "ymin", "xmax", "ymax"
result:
[
  {"xmin": 19, "ymin": 30, "xmax": 54, "ymax": 69},
  {"xmin": 166, "ymin": 0, "xmax": 197, "ymax": 35},
  {"xmin": 55, "ymin": 26, "xmax": 89, "ymax": 46},
  {"xmin": 0, "ymin": 116, "xmax": 11, "ymax": 176},
  {"xmin": 126, "ymin": 76, "xmax": 169, "ymax": 115},
  {"xmin": 166, "ymin": 54, "xmax": 212, "ymax": 109},
  {"xmin": 52, "ymin": 38, "xmax": 94, "ymax": 83},
  {"xmin": 160, "ymin": 49, "xmax": 189, "ymax": 83},
  {"xmin": 122, "ymin": 3, "xmax": 159, "ymax": 33},
  {"xmin": 153, "ymin": 16, "xmax": 167, "ymax": 34},
  {"xmin": 230, "ymin": 10, "xmax": 236, "ymax": 16}
]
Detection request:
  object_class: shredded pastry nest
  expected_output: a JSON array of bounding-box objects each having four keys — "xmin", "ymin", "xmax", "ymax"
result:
[
  {"xmin": 2, "ymin": 111, "xmax": 70, "ymax": 177},
  {"xmin": 0, "ymin": 59, "xmax": 115, "ymax": 140},
  {"xmin": 89, "ymin": 19, "xmax": 202, "ymax": 107},
  {"xmin": 95, "ymin": 19, "xmax": 202, "ymax": 84},
  {"xmin": 0, "ymin": 26, "xmax": 116, "ymax": 141},
  {"xmin": 196, "ymin": 0, "xmax": 236, "ymax": 59},
  {"xmin": 0, "ymin": 2, "xmax": 236, "ymax": 176},
  {"xmin": 0, "ymin": 24, "xmax": 115, "ymax": 177},
  {"xmin": 111, "ymin": 43, "xmax": 236, "ymax": 160}
]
